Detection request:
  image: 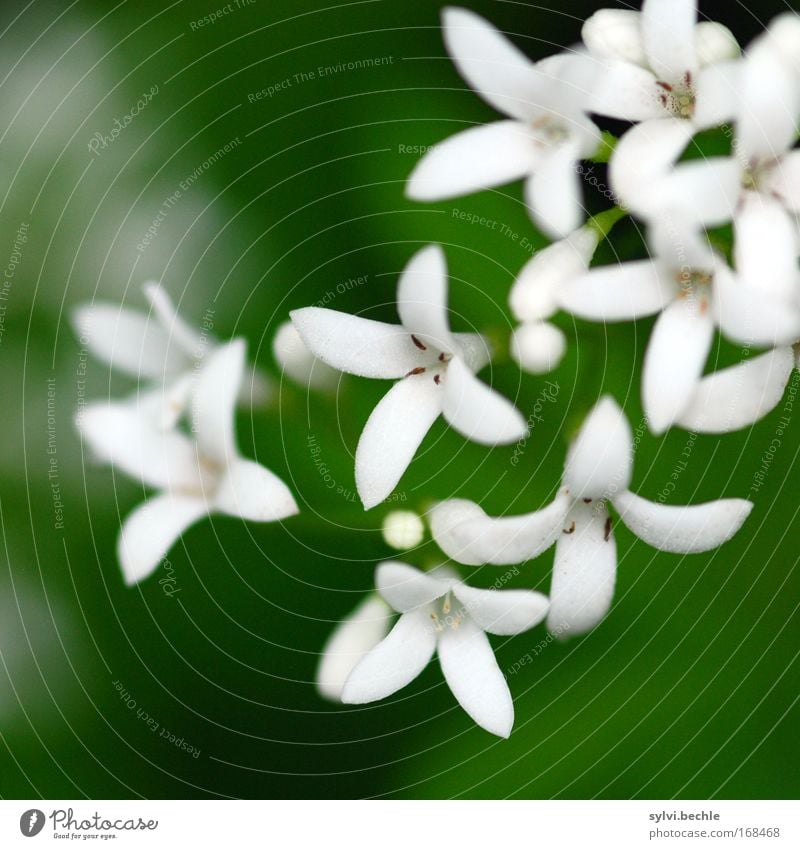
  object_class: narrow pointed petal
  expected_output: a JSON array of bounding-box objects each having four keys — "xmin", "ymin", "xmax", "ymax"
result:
[
  {"xmin": 406, "ymin": 121, "xmax": 536, "ymax": 202},
  {"xmin": 396, "ymin": 245, "xmax": 455, "ymax": 353},
  {"xmin": 355, "ymin": 374, "xmax": 442, "ymax": 510},
  {"xmin": 191, "ymin": 339, "xmax": 245, "ymax": 464},
  {"xmin": 564, "ymin": 396, "xmax": 633, "ymax": 499},
  {"xmin": 613, "ymin": 489, "xmax": 752, "ymax": 553},
  {"xmin": 735, "ymin": 194, "xmax": 799, "ymax": 302},
  {"xmin": 651, "ymin": 157, "xmax": 742, "ymax": 227},
  {"xmin": 76, "ymin": 401, "xmax": 201, "ymax": 491},
  {"xmin": 453, "ymin": 584, "xmax": 549, "ymax": 636},
  {"xmin": 677, "ymin": 347, "xmax": 794, "ymax": 433},
  {"xmin": 693, "ymin": 61, "xmax": 740, "ymax": 130},
  {"xmin": 582, "ymin": 10, "xmax": 647, "ymax": 66},
  {"xmin": 341, "ymin": 609, "xmax": 436, "ymax": 704},
  {"xmin": 214, "ymin": 458, "xmax": 298, "ymax": 521},
  {"xmin": 430, "ymin": 494, "xmax": 570, "ymax": 566},
  {"xmin": 713, "ymin": 263, "xmax": 800, "ymax": 348},
  {"xmin": 142, "ymin": 282, "xmax": 203, "ymax": 359},
  {"xmin": 292, "ymin": 307, "xmax": 437, "ymax": 379},
  {"xmin": 559, "ymin": 260, "xmax": 676, "ymax": 321},
  {"xmin": 375, "ymin": 561, "xmax": 449, "ymax": 612},
  {"xmin": 316, "ymin": 596, "xmax": 394, "ymax": 702},
  {"xmin": 586, "ymin": 59, "xmax": 665, "ymax": 122},
  {"xmin": 442, "ymin": 7, "xmax": 542, "ymax": 121},
  {"xmin": 772, "ymin": 149, "xmax": 800, "ymax": 213},
  {"xmin": 547, "ymin": 501, "xmax": 616, "ymax": 636},
  {"xmin": 117, "ymin": 494, "xmax": 209, "ymax": 586},
  {"xmin": 641, "ymin": 0, "xmax": 698, "ymax": 82},
  {"xmin": 526, "ymin": 143, "xmax": 584, "ymax": 239},
  {"xmin": 643, "ymin": 297, "xmax": 714, "ymax": 434},
  {"xmin": 438, "ymin": 618, "xmax": 513, "ymax": 738},
  {"xmin": 72, "ymin": 303, "xmax": 185, "ymax": 379},
  {"xmin": 441, "ymin": 356, "xmax": 527, "ymax": 445}
]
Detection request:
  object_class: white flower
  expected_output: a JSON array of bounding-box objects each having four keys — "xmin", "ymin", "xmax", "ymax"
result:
[
  {"xmin": 76, "ymin": 340, "xmax": 298, "ymax": 585},
  {"xmin": 406, "ymin": 7, "xmax": 601, "ymax": 239},
  {"xmin": 382, "ymin": 510, "xmax": 425, "ymax": 550},
  {"xmin": 431, "ymin": 397, "xmax": 753, "ymax": 635},
  {"xmin": 272, "ymin": 320, "xmax": 338, "ymax": 390},
  {"xmin": 74, "ymin": 282, "xmax": 271, "ymax": 426},
  {"xmin": 583, "ymin": 0, "xmax": 740, "ymax": 128},
  {"xmin": 509, "ymin": 226, "xmax": 599, "ymax": 374},
  {"xmin": 558, "ymin": 223, "xmax": 800, "ymax": 433},
  {"xmin": 316, "ymin": 595, "xmax": 393, "ymax": 701},
  {"xmin": 341, "ymin": 561, "xmax": 549, "ymax": 737},
  {"xmin": 291, "ymin": 245, "xmax": 528, "ymax": 509}
]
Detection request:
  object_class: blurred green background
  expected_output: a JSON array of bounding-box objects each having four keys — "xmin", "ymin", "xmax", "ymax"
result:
[{"xmin": 0, "ymin": 0, "xmax": 798, "ymax": 799}]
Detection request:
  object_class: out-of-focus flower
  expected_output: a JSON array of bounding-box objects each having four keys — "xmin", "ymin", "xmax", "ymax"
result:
[
  {"xmin": 291, "ymin": 245, "xmax": 528, "ymax": 510},
  {"xmin": 431, "ymin": 397, "xmax": 753, "ymax": 635},
  {"xmin": 406, "ymin": 7, "xmax": 601, "ymax": 239},
  {"xmin": 76, "ymin": 340, "xmax": 298, "ymax": 585},
  {"xmin": 340, "ymin": 561, "xmax": 549, "ymax": 737},
  {"xmin": 382, "ymin": 510, "xmax": 425, "ymax": 550},
  {"xmin": 272, "ymin": 320, "xmax": 338, "ymax": 390}
]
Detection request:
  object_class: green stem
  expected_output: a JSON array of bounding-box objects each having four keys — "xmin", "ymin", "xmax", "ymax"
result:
[
  {"xmin": 586, "ymin": 205, "xmax": 628, "ymax": 242},
  {"xmin": 590, "ymin": 130, "xmax": 619, "ymax": 164}
]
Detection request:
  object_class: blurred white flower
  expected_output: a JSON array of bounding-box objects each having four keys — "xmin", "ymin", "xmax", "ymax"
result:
[
  {"xmin": 76, "ymin": 340, "xmax": 298, "ymax": 585},
  {"xmin": 341, "ymin": 561, "xmax": 549, "ymax": 737},
  {"xmin": 272, "ymin": 320, "xmax": 338, "ymax": 390},
  {"xmin": 316, "ymin": 595, "xmax": 393, "ymax": 701},
  {"xmin": 559, "ymin": 224, "xmax": 800, "ymax": 433},
  {"xmin": 74, "ymin": 282, "xmax": 271, "ymax": 427},
  {"xmin": 382, "ymin": 510, "xmax": 425, "ymax": 550},
  {"xmin": 431, "ymin": 397, "xmax": 753, "ymax": 635},
  {"xmin": 291, "ymin": 245, "xmax": 528, "ymax": 510},
  {"xmin": 406, "ymin": 7, "xmax": 601, "ymax": 239}
]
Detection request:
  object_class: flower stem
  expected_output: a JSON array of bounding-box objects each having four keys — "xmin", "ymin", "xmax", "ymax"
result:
[
  {"xmin": 585, "ymin": 205, "xmax": 628, "ymax": 242},
  {"xmin": 590, "ymin": 130, "xmax": 619, "ymax": 164}
]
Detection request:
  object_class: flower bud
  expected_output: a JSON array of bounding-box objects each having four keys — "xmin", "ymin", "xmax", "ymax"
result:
[
  {"xmin": 272, "ymin": 320, "xmax": 337, "ymax": 389},
  {"xmin": 381, "ymin": 510, "xmax": 425, "ymax": 550},
  {"xmin": 510, "ymin": 321, "xmax": 566, "ymax": 375}
]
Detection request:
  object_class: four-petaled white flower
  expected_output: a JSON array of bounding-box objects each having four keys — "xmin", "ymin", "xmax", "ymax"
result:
[
  {"xmin": 558, "ymin": 223, "xmax": 800, "ymax": 433},
  {"xmin": 340, "ymin": 561, "xmax": 550, "ymax": 738},
  {"xmin": 76, "ymin": 339, "xmax": 298, "ymax": 585},
  {"xmin": 74, "ymin": 282, "xmax": 270, "ymax": 427},
  {"xmin": 406, "ymin": 7, "xmax": 601, "ymax": 239},
  {"xmin": 431, "ymin": 397, "xmax": 753, "ymax": 635},
  {"xmin": 291, "ymin": 245, "xmax": 528, "ymax": 510}
]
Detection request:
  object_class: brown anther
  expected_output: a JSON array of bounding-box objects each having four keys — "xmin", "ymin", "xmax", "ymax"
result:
[
  {"xmin": 582, "ymin": 498, "xmax": 592, "ymax": 504},
  {"xmin": 563, "ymin": 521, "xmax": 576, "ymax": 535},
  {"xmin": 433, "ymin": 374, "xmax": 441, "ymax": 385},
  {"xmin": 438, "ymin": 352, "xmax": 447, "ymax": 362},
  {"xmin": 658, "ymin": 94, "xmax": 668, "ymax": 107},
  {"xmin": 684, "ymin": 71, "xmax": 693, "ymax": 87},
  {"xmin": 406, "ymin": 366, "xmax": 426, "ymax": 377},
  {"xmin": 411, "ymin": 334, "xmax": 427, "ymax": 351},
  {"xmin": 656, "ymin": 81, "xmax": 673, "ymax": 92},
  {"xmin": 604, "ymin": 516, "xmax": 612, "ymax": 541}
]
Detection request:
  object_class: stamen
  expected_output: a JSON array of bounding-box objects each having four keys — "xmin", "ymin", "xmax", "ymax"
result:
[
  {"xmin": 406, "ymin": 366, "xmax": 426, "ymax": 377},
  {"xmin": 604, "ymin": 517, "xmax": 612, "ymax": 541},
  {"xmin": 433, "ymin": 374, "xmax": 441, "ymax": 385},
  {"xmin": 438, "ymin": 352, "xmax": 447, "ymax": 362},
  {"xmin": 563, "ymin": 521, "xmax": 576, "ymax": 535},
  {"xmin": 443, "ymin": 594, "xmax": 451, "ymax": 615},
  {"xmin": 656, "ymin": 81, "xmax": 673, "ymax": 91},
  {"xmin": 411, "ymin": 334, "xmax": 427, "ymax": 351}
]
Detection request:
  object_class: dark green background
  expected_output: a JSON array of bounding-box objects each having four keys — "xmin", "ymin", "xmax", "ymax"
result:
[{"xmin": 0, "ymin": 0, "xmax": 797, "ymax": 798}]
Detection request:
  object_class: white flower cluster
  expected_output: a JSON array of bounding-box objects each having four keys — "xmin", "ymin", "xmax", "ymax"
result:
[{"xmin": 73, "ymin": 1, "xmax": 800, "ymax": 739}]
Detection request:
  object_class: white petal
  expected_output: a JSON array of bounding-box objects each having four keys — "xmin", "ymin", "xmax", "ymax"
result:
[
  {"xmin": 396, "ymin": 245, "xmax": 455, "ymax": 353},
  {"xmin": 582, "ymin": 10, "xmax": 647, "ymax": 66},
  {"xmin": 117, "ymin": 494, "xmax": 208, "ymax": 586},
  {"xmin": 693, "ymin": 61, "xmax": 740, "ymax": 130},
  {"xmin": 586, "ymin": 59, "xmax": 665, "ymax": 122},
  {"xmin": 547, "ymin": 501, "xmax": 616, "ymax": 636},
  {"xmin": 441, "ymin": 356, "xmax": 527, "ymax": 445},
  {"xmin": 213, "ymin": 458, "xmax": 298, "ymax": 521},
  {"xmin": 442, "ymin": 7, "xmax": 541, "ymax": 121},
  {"xmin": 734, "ymin": 194, "xmax": 799, "ymax": 302},
  {"xmin": 72, "ymin": 302, "xmax": 186, "ymax": 380},
  {"xmin": 509, "ymin": 226, "xmax": 599, "ymax": 323},
  {"xmin": 341, "ymin": 609, "xmax": 436, "ymax": 704},
  {"xmin": 272, "ymin": 320, "xmax": 338, "ymax": 390},
  {"xmin": 610, "ymin": 118, "xmax": 693, "ymax": 214},
  {"xmin": 642, "ymin": 297, "xmax": 714, "ymax": 434},
  {"xmin": 142, "ymin": 282, "xmax": 203, "ymax": 359},
  {"xmin": 771, "ymin": 149, "xmax": 800, "ymax": 213},
  {"xmin": 429, "ymin": 493, "xmax": 570, "ymax": 566},
  {"xmin": 355, "ymin": 374, "xmax": 442, "ymax": 510},
  {"xmin": 316, "ymin": 596, "xmax": 394, "ymax": 702},
  {"xmin": 713, "ymin": 262, "xmax": 800, "ymax": 348},
  {"xmin": 76, "ymin": 400, "xmax": 201, "ymax": 491},
  {"xmin": 651, "ymin": 157, "xmax": 742, "ymax": 227},
  {"xmin": 677, "ymin": 347, "xmax": 794, "ymax": 433},
  {"xmin": 695, "ymin": 22, "xmax": 740, "ymax": 66},
  {"xmin": 191, "ymin": 338, "xmax": 244, "ymax": 464},
  {"xmin": 613, "ymin": 489, "xmax": 752, "ymax": 553},
  {"xmin": 641, "ymin": 0, "xmax": 698, "ymax": 82},
  {"xmin": 559, "ymin": 259, "xmax": 677, "ymax": 321},
  {"xmin": 291, "ymin": 307, "xmax": 436, "ymax": 379},
  {"xmin": 437, "ymin": 618, "xmax": 513, "ymax": 738},
  {"xmin": 526, "ymin": 143, "xmax": 584, "ymax": 239},
  {"xmin": 453, "ymin": 584, "xmax": 549, "ymax": 636},
  {"xmin": 406, "ymin": 121, "xmax": 536, "ymax": 202},
  {"xmin": 375, "ymin": 561, "xmax": 449, "ymax": 613},
  {"xmin": 510, "ymin": 321, "xmax": 567, "ymax": 375},
  {"xmin": 564, "ymin": 396, "xmax": 633, "ymax": 499}
]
